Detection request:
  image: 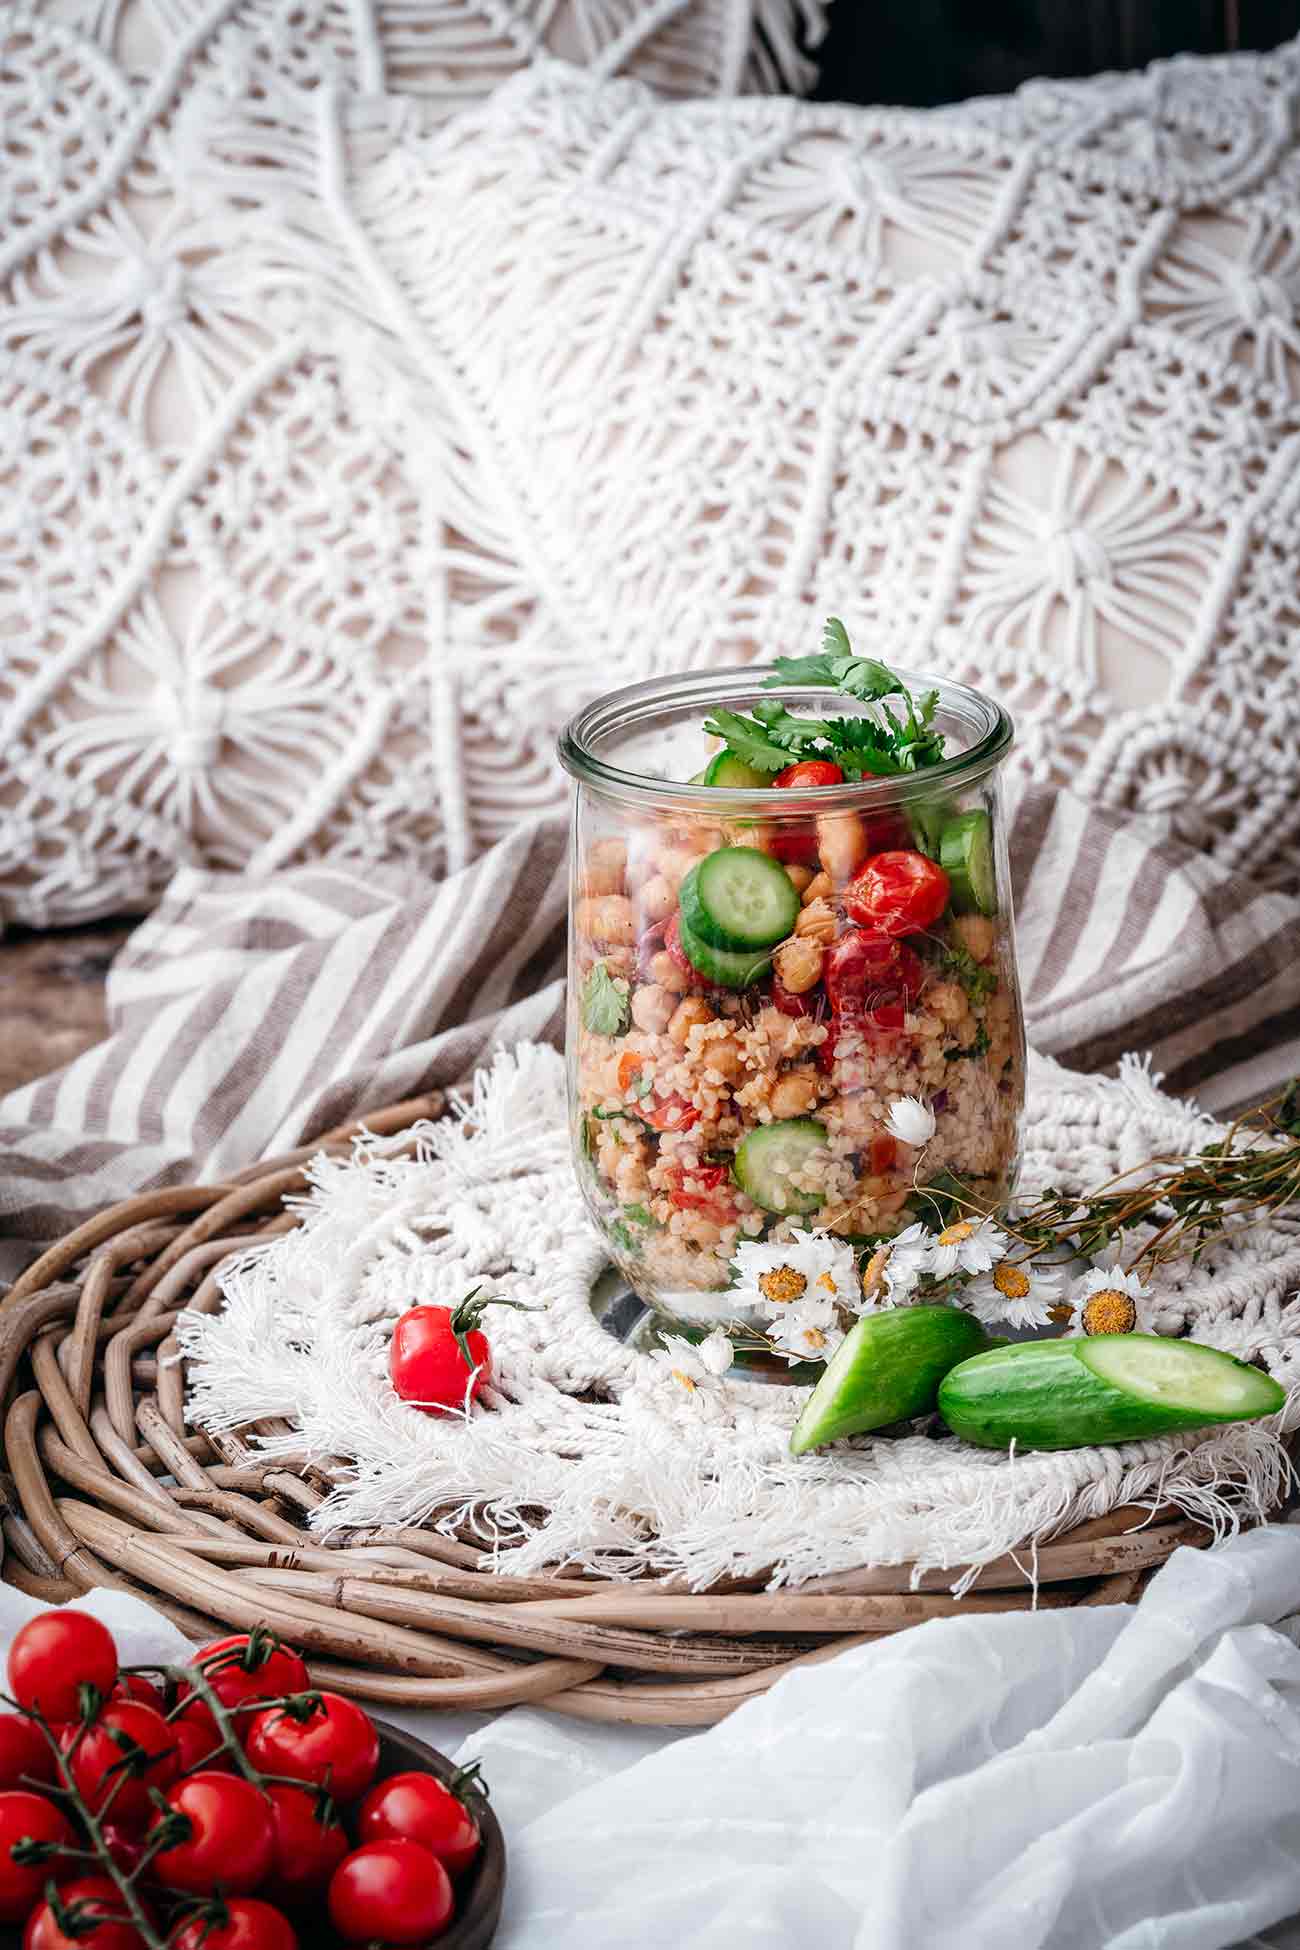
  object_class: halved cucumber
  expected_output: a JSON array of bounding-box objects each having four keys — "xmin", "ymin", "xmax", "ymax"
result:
[
  {"xmin": 938, "ymin": 1334, "xmax": 1286, "ymax": 1452},
  {"xmin": 676, "ymin": 910, "xmax": 772, "ymax": 989},
  {"xmin": 733, "ymin": 1118, "xmax": 829, "ymax": 1215},
  {"xmin": 940, "ymin": 809, "xmax": 997, "ymax": 916},
  {"xmin": 680, "ymin": 847, "xmax": 800, "ymax": 950},
  {"xmin": 790, "ymin": 1305, "xmax": 990, "ymax": 1455},
  {"xmin": 702, "ymin": 752, "xmax": 772, "ymax": 789}
]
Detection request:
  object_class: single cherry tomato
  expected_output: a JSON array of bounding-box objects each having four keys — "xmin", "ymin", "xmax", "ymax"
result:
[
  {"xmin": 390, "ymin": 1297, "xmax": 493, "ymax": 1415},
  {"xmin": 823, "ymin": 930, "xmax": 924, "ymax": 1015},
  {"xmin": 773, "ymin": 759, "xmax": 844, "ymax": 789},
  {"xmin": 0, "ymin": 1715, "xmax": 55, "ymax": 1793},
  {"xmin": 169, "ymin": 1897, "xmax": 299, "ymax": 1950},
  {"xmin": 171, "ymin": 1698, "xmax": 231, "ymax": 1775},
  {"xmin": 112, "ymin": 1675, "xmax": 164, "ymax": 1714},
  {"xmin": 184, "ymin": 1636, "xmax": 310, "ymax": 1724},
  {"xmin": 246, "ymin": 1695, "xmax": 378, "ymax": 1807},
  {"xmin": 642, "ymin": 1094, "xmax": 700, "ymax": 1134},
  {"xmin": 22, "ymin": 1875, "xmax": 152, "ymax": 1950},
  {"xmin": 0, "ymin": 1791, "xmax": 77, "ymax": 1922},
  {"xmin": 148, "ymin": 1773, "xmax": 275, "ymax": 1896},
  {"xmin": 328, "ymin": 1840, "xmax": 453, "ymax": 1947},
  {"xmin": 70, "ymin": 1700, "xmax": 179, "ymax": 1826},
  {"xmin": 359, "ymin": 1768, "xmax": 482, "ymax": 1877},
  {"xmin": 264, "ymin": 1783, "xmax": 349, "ymax": 1905},
  {"xmin": 8, "ymin": 1611, "xmax": 118, "ymax": 1724},
  {"xmin": 843, "ymin": 849, "xmax": 949, "ymax": 936}
]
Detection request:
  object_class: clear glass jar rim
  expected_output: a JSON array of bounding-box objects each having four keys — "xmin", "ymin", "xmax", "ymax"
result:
[{"xmin": 558, "ymin": 664, "xmax": 1014, "ymax": 808}]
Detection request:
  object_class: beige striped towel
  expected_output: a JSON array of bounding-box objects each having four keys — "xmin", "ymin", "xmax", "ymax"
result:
[{"xmin": 2, "ymin": 785, "xmax": 1297, "ymax": 1276}]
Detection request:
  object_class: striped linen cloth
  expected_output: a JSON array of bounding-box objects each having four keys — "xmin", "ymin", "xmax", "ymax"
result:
[{"xmin": 1, "ymin": 786, "xmax": 1296, "ymax": 1273}]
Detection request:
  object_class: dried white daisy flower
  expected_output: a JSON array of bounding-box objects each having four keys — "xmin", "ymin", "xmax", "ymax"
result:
[
  {"xmin": 859, "ymin": 1222, "xmax": 934, "ymax": 1308},
  {"xmin": 928, "ymin": 1218, "xmax": 1009, "ymax": 1280},
  {"xmin": 882, "ymin": 1096, "xmax": 936, "ymax": 1148},
  {"xmin": 767, "ymin": 1297, "xmax": 845, "ymax": 1366},
  {"xmin": 731, "ymin": 1235, "xmax": 858, "ymax": 1318},
  {"xmin": 646, "ymin": 1328, "xmax": 733, "ymax": 1396},
  {"xmin": 1064, "ymin": 1265, "xmax": 1158, "ymax": 1338},
  {"xmin": 964, "ymin": 1255, "xmax": 1063, "ymax": 1332}
]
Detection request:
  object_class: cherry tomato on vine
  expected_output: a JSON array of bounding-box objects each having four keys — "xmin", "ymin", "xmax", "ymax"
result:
[
  {"xmin": 390, "ymin": 1299, "xmax": 492, "ymax": 1415},
  {"xmin": 148, "ymin": 1773, "xmax": 275, "ymax": 1896},
  {"xmin": 264, "ymin": 1784, "xmax": 349, "ymax": 1904},
  {"xmin": 169, "ymin": 1898, "xmax": 300, "ymax": 1950},
  {"xmin": 0, "ymin": 1790, "xmax": 77, "ymax": 1922},
  {"xmin": 359, "ymin": 1767, "xmax": 483, "ymax": 1876},
  {"xmin": 112, "ymin": 1675, "xmax": 164, "ymax": 1715},
  {"xmin": 327, "ymin": 1840, "xmax": 453, "ymax": 1947},
  {"xmin": 245, "ymin": 1695, "xmax": 379, "ymax": 1806},
  {"xmin": 170, "ymin": 1699, "xmax": 231, "ymax": 1775},
  {"xmin": 0, "ymin": 1714, "xmax": 55, "ymax": 1793},
  {"xmin": 843, "ymin": 849, "xmax": 949, "ymax": 936},
  {"xmin": 70, "ymin": 1700, "xmax": 179, "ymax": 1825},
  {"xmin": 100, "ymin": 1823, "xmax": 149, "ymax": 1880},
  {"xmin": 773, "ymin": 759, "xmax": 844, "ymax": 789},
  {"xmin": 22, "ymin": 1875, "xmax": 152, "ymax": 1950},
  {"xmin": 8, "ymin": 1611, "xmax": 118, "ymax": 1723},
  {"xmin": 184, "ymin": 1636, "xmax": 309, "ymax": 1722}
]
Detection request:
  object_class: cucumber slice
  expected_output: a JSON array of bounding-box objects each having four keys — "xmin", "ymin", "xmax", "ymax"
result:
[
  {"xmin": 687, "ymin": 768, "xmax": 710, "ymax": 785},
  {"xmin": 702, "ymin": 752, "xmax": 772, "ymax": 790},
  {"xmin": 940, "ymin": 810, "xmax": 997, "ymax": 916},
  {"xmin": 938, "ymin": 1334, "xmax": 1286, "ymax": 1452},
  {"xmin": 790, "ymin": 1305, "xmax": 990, "ymax": 1455},
  {"xmin": 680, "ymin": 847, "xmax": 800, "ymax": 950},
  {"xmin": 733, "ymin": 1118, "xmax": 829, "ymax": 1215},
  {"xmin": 676, "ymin": 910, "xmax": 772, "ymax": 988}
]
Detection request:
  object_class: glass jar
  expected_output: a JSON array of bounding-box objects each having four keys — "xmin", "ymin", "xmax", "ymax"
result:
[{"xmin": 557, "ymin": 668, "xmax": 1025, "ymax": 1340}]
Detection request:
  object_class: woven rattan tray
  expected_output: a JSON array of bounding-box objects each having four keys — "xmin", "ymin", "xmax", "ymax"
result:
[{"xmin": 0, "ymin": 1096, "xmax": 1278, "ymax": 1729}]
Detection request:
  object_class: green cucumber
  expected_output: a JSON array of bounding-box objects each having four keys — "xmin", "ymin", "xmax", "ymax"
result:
[
  {"xmin": 791, "ymin": 1305, "xmax": 990, "ymax": 1455},
  {"xmin": 688, "ymin": 768, "xmax": 710, "ymax": 785},
  {"xmin": 676, "ymin": 910, "xmax": 772, "ymax": 988},
  {"xmin": 733, "ymin": 1118, "xmax": 829, "ymax": 1215},
  {"xmin": 702, "ymin": 752, "xmax": 772, "ymax": 789},
  {"xmin": 939, "ymin": 809, "xmax": 997, "ymax": 916},
  {"xmin": 938, "ymin": 1334, "xmax": 1286, "ymax": 1452},
  {"xmin": 680, "ymin": 847, "xmax": 800, "ymax": 951}
]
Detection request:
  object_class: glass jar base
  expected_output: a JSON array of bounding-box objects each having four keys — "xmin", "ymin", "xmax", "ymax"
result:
[{"xmin": 588, "ymin": 1265, "xmax": 818, "ymax": 1385}]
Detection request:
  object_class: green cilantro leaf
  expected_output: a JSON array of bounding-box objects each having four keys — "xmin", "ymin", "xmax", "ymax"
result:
[
  {"xmin": 580, "ymin": 963, "xmax": 631, "ymax": 1036},
  {"xmin": 700, "ymin": 709, "xmax": 791, "ymax": 773}
]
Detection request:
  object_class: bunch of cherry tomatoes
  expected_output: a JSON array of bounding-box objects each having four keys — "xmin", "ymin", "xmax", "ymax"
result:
[{"xmin": 0, "ymin": 1609, "xmax": 486, "ymax": 1948}]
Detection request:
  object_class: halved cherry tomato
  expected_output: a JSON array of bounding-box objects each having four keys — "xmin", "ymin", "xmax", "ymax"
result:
[
  {"xmin": 22, "ymin": 1875, "xmax": 153, "ymax": 1950},
  {"xmin": 390, "ymin": 1299, "xmax": 492, "ymax": 1415},
  {"xmin": 8, "ymin": 1611, "xmax": 118, "ymax": 1724},
  {"xmin": 70, "ymin": 1700, "xmax": 179, "ymax": 1825},
  {"xmin": 148, "ymin": 1774, "xmax": 276, "ymax": 1897},
  {"xmin": 843, "ymin": 849, "xmax": 949, "ymax": 936},
  {"xmin": 0, "ymin": 1791, "xmax": 77, "ymax": 1922},
  {"xmin": 264, "ymin": 1784, "xmax": 349, "ymax": 1905},
  {"xmin": 169, "ymin": 1898, "xmax": 299, "ymax": 1950},
  {"xmin": 184, "ymin": 1636, "xmax": 309, "ymax": 1723},
  {"xmin": 328, "ymin": 1841, "xmax": 453, "ymax": 1947},
  {"xmin": 642, "ymin": 1095, "xmax": 699, "ymax": 1134},
  {"xmin": 616, "ymin": 1051, "xmax": 642, "ymax": 1092},
  {"xmin": 773, "ymin": 760, "xmax": 844, "ymax": 789},
  {"xmin": 358, "ymin": 1768, "xmax": 482, "ymax": 1876},
  {"xmin": 245, "ymin": 1695, "xmax": 379, "ymax": 1806},
  {"xmin": 0, "ymin": 1715, "xmax": 55, "ymax": 1793}
]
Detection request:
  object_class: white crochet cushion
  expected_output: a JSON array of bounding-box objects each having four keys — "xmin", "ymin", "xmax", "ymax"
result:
[{"xmin": 4, "ymin": 29, "xmax": 1300, "ymax": 925}]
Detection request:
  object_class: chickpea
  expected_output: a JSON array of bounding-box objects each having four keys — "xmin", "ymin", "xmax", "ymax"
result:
[
  {"xmin": 769, "ymin": 1068, "xmax": 819, "ymax": 1119},
  {"xmin": 802, "ymin": 871, "xmax": 834, "ymax": 904},
  {"xmin": 952, "ymin": 913, "xmax": 996, "ymax": 963},
  {"xmin": 785, "ymin": 864, "xmax": 815, "ymax": 895},
  {"xmin": 655, "ymin": 845, "xmax": 702, "ymax": 893},
  {"xmin": 926, "ymin": 981, "xmax": 969, "ymax": 1025},
  {"xmin": 647, "ymin": 949, "xmax": 691, "ymax": 994},
  {"xmin": 722, "ymin": 822, "xmax": 774, "ymax": 851},
  {"xmin": 575, "ymin": 895, "xmax": 636, "ymax": 946},
  {"xmin": 795, "ymin": 898, "xmax": 837, "ymax": 945},
  {"xmin": 667, "ymin": 995, "xmax": 715, "ymax": 1046},
  {"xmin": 631, "ymin": 984, "xmax": 675, "ymax": 1034},
  {"xmin": 583, "ymin": 836, "xmax": 628, "ymax": 897},
  {"xmin": 773, "ymin": 934, "xmax": 824, "ymax": 993},
  {"xmin": 816, "ymin": 812, "xmax": 869, "ymax": 885},
  {"xmin": 638, "ymin": 874, "xmax": 677, "ymax": 926}
]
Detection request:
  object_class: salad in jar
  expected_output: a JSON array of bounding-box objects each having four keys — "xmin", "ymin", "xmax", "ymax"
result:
[{"xmin": 564, "ymin": 622, "xmax": 1025, "ymax": 1329}]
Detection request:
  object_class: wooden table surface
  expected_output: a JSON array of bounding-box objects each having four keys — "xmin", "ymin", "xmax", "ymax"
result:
[{"xmin": 0, "ymin": 920, "xmax": 131, "ymax": 1095}]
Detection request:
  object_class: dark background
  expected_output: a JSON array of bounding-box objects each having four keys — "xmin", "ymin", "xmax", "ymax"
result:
[{"xmin": 812, "ymin": 1, "xmax": 1300, "ymax": 105}]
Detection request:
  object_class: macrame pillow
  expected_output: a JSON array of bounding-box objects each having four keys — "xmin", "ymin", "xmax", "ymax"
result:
[{"xmin": 5, "ymin": 28, "xmax": 1300, "ymax": 927}]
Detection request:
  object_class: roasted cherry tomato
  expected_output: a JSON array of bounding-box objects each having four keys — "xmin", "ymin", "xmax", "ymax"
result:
[
  {"xmin": 185, "ymin": 1636, "xmax": 310, "ymax": 1723},
  {"xmin": 112, "ymin": 1676, "xmax": 164, "ymax": 1714},
  {"xmin": 70, "ymin": 1700, "xmax": 179, "ymax": 1825},
  {"xmin": 390, "ymin": 1296, "xmax": 493, "ymax": 1414},
  {"xmin": 358, "ymin": 1768, "xmax": 482, "ymax": 1876},
  {"xmin": 823, "ymin": 930, "xmax": 924, "ymax": 1014},
  {"xmin": 0, "ymin": 1715, "xmax": 55, "ymax": 1793},
  {"xmin": 0, "ymin": 1791, "xmax": 77, "ymax": 1922},
  {"xmin": 642, "ymin": 1094, "xmax": 700, "ymax": 1134},
  {"xmin": 148, "ymin": 1773, "xmax": 275, "ymax": 1896},
  {"xmin": 327, "ymin": 1840, "xmax": 453, "ymax": 1947},
  {"xmin": 264, "ymin": 1784, "xmax": 349, "ymax": 1905},
  {"xmin": 169, "ymin": 1898, "xmax": 299, "ymax": 1950},
  {"xmin": 773, "ymin": 759, "xmax": 844, "ymax": 789},
  {"xmin": 843, "ymin": 849, "xmax": 949, "ymax": 936},
  {"xmin": 8, "ymin": 1611, "xmax": 118, "ymax": 1724},
  {"xmin": 245, "ymin": 1695, "xmax": 379, "ymax": 1806},
  {"xmin": 22, "ymin": 1875, "xmax": 152, "ymax": 1950}
]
